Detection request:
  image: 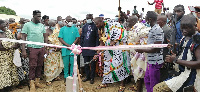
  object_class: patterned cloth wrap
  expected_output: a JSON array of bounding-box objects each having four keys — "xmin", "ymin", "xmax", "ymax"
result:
[
  {"xmin": 101, "ymin": 19, "xmax": 130, "ymax": 84},
  {"xmin": 127, "ymin": 23, "xmax": 151, "ymax": 82},
  {"xmin": 0, "ymin": 30, "xmax": 19, "ymax": 89},
  {"xmin": 44, "ymin": 28, "xmax": 64, "ymax": 82}
]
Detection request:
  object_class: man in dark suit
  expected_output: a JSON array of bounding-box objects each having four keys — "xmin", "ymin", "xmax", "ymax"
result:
[
  {"xmin": 80, "ymin": 14, "xmax": 99, "ymax": 84},
  {"xmin": 157, "ymin": 15, "xmax": 172, "ymax": 60},
  {"xmin": 157, "ymin": 15, "xmax": 173, "ymax": 81}
]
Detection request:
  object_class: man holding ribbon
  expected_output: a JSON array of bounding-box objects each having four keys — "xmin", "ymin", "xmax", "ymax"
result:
[
  {"xmin": 81, "ymin": 14, "xmax": 99, "ymax": 84},
  {"xmin": 135, "ymin": 11, "xmax": 164, "ymax": 92},
  {"xmin": 94, "ymin": 17, "xmax": 130, "ymax": 92},
  {"xmin": 58, "ymin": 16, "xmax": 80, "ymax": 81},
  {"xmin": 153, "ymin": 14, "xmax": 200, "ymax": 92}
]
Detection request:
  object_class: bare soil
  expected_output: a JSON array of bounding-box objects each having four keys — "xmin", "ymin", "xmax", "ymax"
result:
[{"xmin": 11, "ymin": 75, "xmax": 146, "ymax": 92}]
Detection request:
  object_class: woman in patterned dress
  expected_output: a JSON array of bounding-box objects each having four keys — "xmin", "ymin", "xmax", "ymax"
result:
[
  {"xmin": 0, "ymin": 20, "xmax": 19, "ymax": 91},
  {"xmin": 94, "ymin": 17, "xmax": 130, "ymax": 92},
  {"xmin": 44, "ymin": 20, "xmax": 64, "ymax": 85},
  {"xmin": 127, "ymin": 16, "xmax": 151, "ymax": 92}
]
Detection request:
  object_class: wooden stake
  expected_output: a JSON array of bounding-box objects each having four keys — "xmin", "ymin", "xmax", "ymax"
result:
[
  {"xmin": 119, "ymin": 0, "xmax": 120, "ymax": 18},
  {"xmin": 77, "ymin": 65, "xmax": 83, "ymax": 92}
]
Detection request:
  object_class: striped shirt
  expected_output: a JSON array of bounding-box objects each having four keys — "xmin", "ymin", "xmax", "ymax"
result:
[
  {"xmin": 155, "ymin": 0, "xmax": 163, "ymax": 9},
  {"xmin": 147, "ymin": 24, "xmax": 164, "ymax": 65}
]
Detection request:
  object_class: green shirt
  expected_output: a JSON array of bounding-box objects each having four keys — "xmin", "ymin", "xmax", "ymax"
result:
[
  {"xmin": 133, "ymin": 9, "xmax": 138, "ymax": 14},
  {"xmin": 21, "ymin": 21, "xmax": 46, "ymax": 48},
  {"xmin": 58, "ymin": 26, "xmax": 80, "ymax": 56}
]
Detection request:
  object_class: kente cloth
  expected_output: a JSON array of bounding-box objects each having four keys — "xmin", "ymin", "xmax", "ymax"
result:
[{"xmin": 101, "ymin": 20, "xmax": 130, "ymax": 84}]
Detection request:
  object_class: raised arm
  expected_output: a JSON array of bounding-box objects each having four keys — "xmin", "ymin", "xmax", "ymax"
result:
[{"xmin": 148, "ymin": 1, "xmax": 155, "ymax": 5}]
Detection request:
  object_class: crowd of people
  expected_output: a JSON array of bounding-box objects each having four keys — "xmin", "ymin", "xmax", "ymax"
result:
[{"xmin": 0, "ymin": 1, "xmax": 200, "ymax": 92}]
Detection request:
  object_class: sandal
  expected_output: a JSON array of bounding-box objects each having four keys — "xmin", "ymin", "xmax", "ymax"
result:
[
  {"xmin": 54, "ymin": 77, "xmax": 61, "ymax": 81},
  {"xmin": 118, "ymin": 86, "xmax": 126, "ymax": 92},
  {"xmin": 96, "ymin": 84, "xmax": 107, "ymax": 89},
  {"xmin": 16, "ymin": 85, "xmax": 23, "ymax": 89},
  {"xmin": 129, "ymin": 85, "xmax": 137, "ymax": 91},
  {"xmin": 46, "ymin": 82, "xmax": 52, "ymax": 86}
]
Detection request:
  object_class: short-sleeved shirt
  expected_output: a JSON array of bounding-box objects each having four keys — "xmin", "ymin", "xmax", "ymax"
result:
[
  {"xmin": 155, "ymin": 0, "xmax": 163, "ymax": 9},
  {"xmin": 58, "ymin": 26, "xmax": 80, "ymax": 56},
  {"xmin": 147, "ymin": 24, "xmax": 164, "ymax": 65},
  {"xmin": 21, "ymin": 21, "xmax": 46, "ymax": 48},
  {"xmin": 132, "ymin": 9, "xmax": 138, "ymax": 15}
]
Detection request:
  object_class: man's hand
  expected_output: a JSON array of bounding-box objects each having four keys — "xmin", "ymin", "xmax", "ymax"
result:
[
  {"xmin": 67, "ymin": 45, "xmax": 71, "ymax": 50},
  {"xmin": 165, "ymin": 51, "xmax": 176, "ymax": 63},
  {"xmin": 147, "ymin": 1, "xmax": 150, "ymax": 5},
  {"xmin": 93, "ymin": 55, "xmax": 99, "ymax": 60},
  {"xmin": 22, "ymin": 50, "xmax": 27, "ymax": 58},
  {"xmin": 135, "ymin": 49, "xmax": 143, "ymax": 53},
  {"xmin": 174, "ymin": 43, "xmax": 179, "ymax": 48},
  {"xmin": 46, "ymin": 49, "xmax": 49, "ymax": 56},
  {"xmin": 167, "ymin": 43, "xmax": 173, "ymax": 48},
  {"xmin": 118, "ymin": 7, "xmax": 121, "ymax": 11},
  {"xmin": 55, "ymin": 48, "xmax": 61, "ymax": 52},
  {"xmin": 110, "ymin": 41, "xmax": 115, "ymax": 46}
]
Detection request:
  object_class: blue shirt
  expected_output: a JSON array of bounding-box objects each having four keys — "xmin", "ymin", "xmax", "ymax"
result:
[{"xmin": 175, "ymin": 20, "xmax": 183, "ymax": 43}]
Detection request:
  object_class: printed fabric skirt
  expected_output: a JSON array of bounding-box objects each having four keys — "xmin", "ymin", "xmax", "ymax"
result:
[
  {"xmin": 44, "ymin": 50, "xmax": 64, "ymax": 82},
  {"xmin": 17, "ymin": 57, "xmax": 29, "ymax": 81},
  {"xmin": 102, "ymin": 50, "xmax": 130, "ymax": 84},
  {"xmin": 0, "ymin": 50, "xmax": 19, "ymax": 89}
]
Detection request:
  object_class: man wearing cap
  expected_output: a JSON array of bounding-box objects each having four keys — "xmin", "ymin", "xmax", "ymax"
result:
[{"xmin": 99, "ymin": 14, "xmax": 104, "ymax": 20}]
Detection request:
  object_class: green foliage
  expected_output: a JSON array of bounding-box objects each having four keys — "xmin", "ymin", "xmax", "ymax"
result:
[{"xmin": 0, "ymin": 6, "xmax": 16, "ymax": 15}]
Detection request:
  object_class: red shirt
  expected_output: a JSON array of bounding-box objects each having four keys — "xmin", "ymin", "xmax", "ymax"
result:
[{"xmin": 154, "ymin": 0, "xmax": 163, "ymax": 9}]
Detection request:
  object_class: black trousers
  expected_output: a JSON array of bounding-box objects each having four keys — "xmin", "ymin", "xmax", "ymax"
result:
[{"xmin": 83, "ymin": 56, "xmax": 96, "ymax": 80}]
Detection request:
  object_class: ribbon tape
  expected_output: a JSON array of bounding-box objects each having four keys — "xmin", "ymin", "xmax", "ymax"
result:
[{"xmin": 0, "ymin": 38, "xmax": 167, "ymax": 92}]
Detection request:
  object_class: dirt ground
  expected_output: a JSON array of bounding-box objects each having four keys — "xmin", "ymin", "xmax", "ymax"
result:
[{"xmin": 11, "ymin": 75, "xmax": 146, "ymax": 92}]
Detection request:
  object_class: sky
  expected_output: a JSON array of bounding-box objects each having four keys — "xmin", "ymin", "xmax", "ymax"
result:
[{"xmin": 0, "ymin": 0, "xmax": 200, "ymax": 20}]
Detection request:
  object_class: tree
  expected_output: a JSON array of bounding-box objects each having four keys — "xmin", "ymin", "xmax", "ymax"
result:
[{"xmin": 0, "ymin": 6, "xmax": 16, "ymax": 15}]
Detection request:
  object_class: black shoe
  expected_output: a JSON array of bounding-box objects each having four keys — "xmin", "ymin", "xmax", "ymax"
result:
[
  {"xmin": 82, "ymin": 78, "xmax": 90, "ymax": 82},
  {"xmin": 90, "ymin": 79, "xmax": 94, "ymax": 84}
]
